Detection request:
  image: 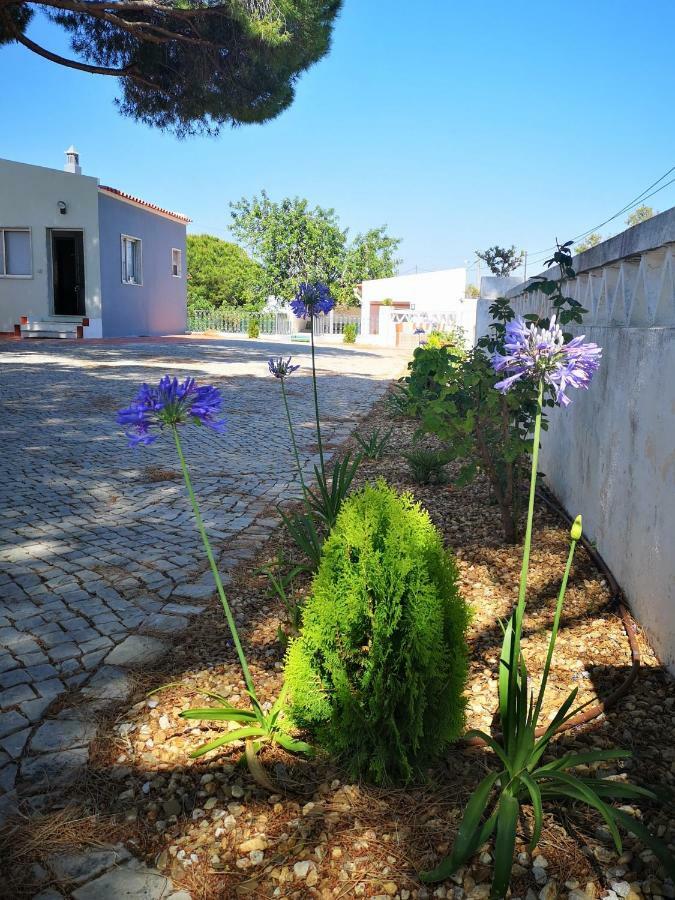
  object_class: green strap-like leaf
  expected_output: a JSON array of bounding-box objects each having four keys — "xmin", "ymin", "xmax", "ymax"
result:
[
  {"xmin": 576, "ymin": 779, "xmax": 657, "ymax": 802},
  {"xmin": 491, "ymin": 793, "xmax": 519, "ymax": 899},
  {"xmin": 465, "ymin": 730, "xmax": 512, "ymax": 775},
  {"xmin": 611, "ymin": 808, "xmax": 675, "ymax": 878},
  {"xmin": 521, "ymin": 772, "xmax": 543, "ymax": 851},
  {"xmin": 537, "ymin": 749, "xmax": 631, "ymax": 773},
  {"xmin": 542, "ymin": 771, "xmax": 622, "ymax": 854},
  {"xmin": 180, "ymin": 708, "xmax": 257, "ymax": 723},
  {"xmin": 189, "ymin": 726, "xmax": 267, "ymax": 758},
  {"xmin": 420, "ymin": 771, "xmax": 501, "ymax": 882},
  {"xmin": 274, "ymin": 732, "xmax": 315, "ymax": 756}
]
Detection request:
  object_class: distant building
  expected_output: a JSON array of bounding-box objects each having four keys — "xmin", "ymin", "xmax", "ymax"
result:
[
  {"xmin": 0, "ymin": 148, "xmax": 189, "ymax": 339},
  {"xmin": 358, "ymin": 268, "xmax": 477, "ymax": 346}
]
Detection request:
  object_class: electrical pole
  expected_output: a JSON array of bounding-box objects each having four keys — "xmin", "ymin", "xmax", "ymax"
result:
[{"xmin": 523, "ymin": 250, "xmax": 528, "ymax": 282}]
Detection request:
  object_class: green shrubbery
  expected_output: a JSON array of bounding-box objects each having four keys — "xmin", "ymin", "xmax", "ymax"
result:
[
  {"xmin": 343, "ymin": 322, "xmax": 357, "ymax": 343},
  {"xmin": 284, "ymin": 481, "xmax": 470, "ymax": 785},
  {"xmin": 247, "ymin": 317, "xmax": 260, "ymax": 339}
]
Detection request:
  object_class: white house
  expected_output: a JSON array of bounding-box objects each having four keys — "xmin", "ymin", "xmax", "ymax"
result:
[
  {"xmin": 358, "ymin": 267, "xmax": 477, "ymax": 346},
  {"xmin": 0, "ymin": 149, "xmax": 190, "ymax": 339}
]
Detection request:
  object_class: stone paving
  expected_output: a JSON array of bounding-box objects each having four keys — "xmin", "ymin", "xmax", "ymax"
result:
[{"xmin": 0, "ymin": 335, "xmax": 406, "ymax": 827}]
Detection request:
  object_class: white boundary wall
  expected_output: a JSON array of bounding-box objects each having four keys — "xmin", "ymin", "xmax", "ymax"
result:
[{"xmin": 476, "ymin": 210, "xmax": 675, "ymax": 673}]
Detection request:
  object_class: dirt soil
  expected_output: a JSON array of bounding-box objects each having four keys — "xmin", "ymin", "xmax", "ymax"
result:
[{"xmin": 4, "ymin": 394, "xmax": 674, "ymax": 900}]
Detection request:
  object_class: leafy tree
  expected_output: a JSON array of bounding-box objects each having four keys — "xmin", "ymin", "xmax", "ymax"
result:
[
  {"xmin": 476, "ymin": 244, "xmax": 524, "ymax": 277},
  {"xmin": 186, "ymin": 234, "xmax": 261, "ymax": 311},
  {"xmin": 575, "ymin": 232, "xmax": 603, "ymax": 253},
  {"xmin": 465, "ymin": 284, "xmax": 480, "ymax": 298},
  {"xmin": 626, "ymin": 204, "xmax": 655, "ymax": 227},
  {"xmin": 231, "ymin": 192, "xmax": 346, "ymax": 301},
  {"xmin": 0, "ymin": 1, "xmax": 342, "ymax": 136},
  {"xmin": 335, "ymin": 226, "xmax": 401, "ymax": 306},
  {"xmin": 230, "ymin": 192, "xmax": 400, "ymax": 304}
]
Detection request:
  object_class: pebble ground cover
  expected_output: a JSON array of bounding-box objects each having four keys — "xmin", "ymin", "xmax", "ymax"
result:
[{"xmin": 2, "ymin": 392, "xmax": 674, "ymax": 900}]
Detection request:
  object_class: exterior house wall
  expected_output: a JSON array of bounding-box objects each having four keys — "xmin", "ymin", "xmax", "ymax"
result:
[
  {"xmin": 360, "ymin": 268, "xmax": 471, "ymax": 344},
  {"xmin": 0, "ymin": 158, "xmax": 102, "ymax": 332},
  {"xmin": 98, "ymin": 193, "xmax": 187, "ymax": 338},
  {"xmin": 475, "ymin": 209, "xmax": 675, "ymax": 673}
]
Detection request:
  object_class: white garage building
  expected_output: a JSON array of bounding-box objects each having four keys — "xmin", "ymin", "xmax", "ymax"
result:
[{"xmin": 358, "ymin": 267, "xmax": 477, "ymax": 347}]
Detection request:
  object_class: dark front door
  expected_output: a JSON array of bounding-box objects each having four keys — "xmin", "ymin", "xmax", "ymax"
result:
[{"xmin": 52, "ymin": 231, "xmax": 85, "ymax": 316}]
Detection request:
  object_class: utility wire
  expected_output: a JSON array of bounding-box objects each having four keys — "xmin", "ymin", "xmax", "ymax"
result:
[{"xmin": 516, "ymin": 165, "xmax": 675, "ymax": 268}]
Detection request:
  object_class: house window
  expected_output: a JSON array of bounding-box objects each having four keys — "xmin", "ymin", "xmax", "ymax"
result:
[
  {"xmin": 121, "ymin": 235, "xmax": 142, "ymax": 285},
  {"xmin": 171, "ymin": 248, "xmax": 182, "ymax": 277},
  {"xmin": 0, "ymin": 228, "xmax": 32, "ymax": 277}
]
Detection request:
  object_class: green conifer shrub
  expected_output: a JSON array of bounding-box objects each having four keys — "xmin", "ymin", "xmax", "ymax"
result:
[{"xmin": 284, "ymin": 480, "xmax": 470, "ymax": 784}]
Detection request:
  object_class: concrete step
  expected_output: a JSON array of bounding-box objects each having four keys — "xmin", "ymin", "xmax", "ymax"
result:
[
  {"xmin": 20, "ymin": 319, "xmax": 82, "ymax": 339},
  {"xmin": 21, "ymin": 329, "xmax": 78, "ymax": 339}
]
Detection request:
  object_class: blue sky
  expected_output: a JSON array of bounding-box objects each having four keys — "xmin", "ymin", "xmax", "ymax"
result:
[{"xmin": 2, "ymin": 0, "xmax": 675, "ymax": 281}]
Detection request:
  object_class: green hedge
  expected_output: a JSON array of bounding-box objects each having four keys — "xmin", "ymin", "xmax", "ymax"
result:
[{"xmin": 284, "ymin": 480, "xmax": 469, "ymax": 784}]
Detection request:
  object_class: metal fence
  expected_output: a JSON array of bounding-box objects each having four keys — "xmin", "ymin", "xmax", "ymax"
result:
[
  {"xmin": 188, "ymin": 309, "xmax": 292, "ymax": 335},
  {"xmin": 313, "ymin": 312, "xmax": 361, "ymax": 336}
]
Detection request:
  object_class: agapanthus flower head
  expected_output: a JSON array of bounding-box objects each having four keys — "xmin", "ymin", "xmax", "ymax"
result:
[
  {"xmin": 117, "ymin": 375, "xmax": 226, "ymax": 447},
  {"xmin": 268, "ymin": 356, "xmax": 300, "ymax": 379},
  {"xmin": 290, "ymin": 282, "xmax": 335, "ymax": 319},
  {"xmin": 492, "ymin": 315, "xmax": 602, "ymax": 407},
  {"xmin": 414, "ymin": 327, "xmax": 426, "ymax": 335}
]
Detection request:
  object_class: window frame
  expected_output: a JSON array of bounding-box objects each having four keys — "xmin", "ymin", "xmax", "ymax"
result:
[
  {"xmin": 171, "ymin": 247, "xmax": 182, "ymax": 278},
  {"xmin": 0, "ymin": 227, "xmax": 33, "ymax": 279},
  {"xmin": 120, "ymin": 233, "xmax": 143, "ymax": 286}
]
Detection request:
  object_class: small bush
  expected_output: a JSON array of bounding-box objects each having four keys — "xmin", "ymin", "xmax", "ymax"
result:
[
  {"xmin": 405, "ymin": 446, "xmax": 450, "ymax": 484},
  {"xmin": 284, "ymin": 481, "xmax": 469, "ymax": 784},
  {"xmin": 343, "ymin": 322, "xmax": 357, "ymax": 343},
  {"xmin": 247, "ymin": 317, "xmax": 260, "ymax": 339},
  {"xmin": 424, "ymin": 327, "xmax": 465, "ymax": 351}
]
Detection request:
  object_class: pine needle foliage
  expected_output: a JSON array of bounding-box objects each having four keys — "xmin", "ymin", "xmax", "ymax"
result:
[{"xmin": 284, "ymin": 480, "xmax": 470, "ymax": 785}]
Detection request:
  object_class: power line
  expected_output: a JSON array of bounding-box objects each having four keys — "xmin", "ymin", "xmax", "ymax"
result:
[{"xmin": 516, "ymin": 165, "xmax": 675, "ymax": 269}]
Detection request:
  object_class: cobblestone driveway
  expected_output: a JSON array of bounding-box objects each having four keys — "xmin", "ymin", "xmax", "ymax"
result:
[{"xmin": 0, "ymin": 336, "xmax": 406, "ymax": 816}]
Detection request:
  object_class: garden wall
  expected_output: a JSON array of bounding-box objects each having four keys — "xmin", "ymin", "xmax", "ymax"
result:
[{"xmin": 476, "ymin": 209, "xmax": 675, "ymax": 673}]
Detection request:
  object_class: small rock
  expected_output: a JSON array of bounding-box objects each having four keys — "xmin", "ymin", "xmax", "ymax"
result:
[
  {"xmin": 611, "ymin": 884, "xmax": 632, "ymax": 898},
  {"xmin": 239, "ymin": 836, "xmax": 267, "ymax": 853},
  {"xmin": 538, "ymin": 883, "xmax": 557, "ymax": 900},
  {"xmin": 293, "ymin": 860, "xmax": 312, "ymax": 879}
]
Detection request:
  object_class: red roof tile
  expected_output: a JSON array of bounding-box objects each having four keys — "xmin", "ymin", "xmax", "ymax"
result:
[{"xmin": 99, "ymin": 185, "xmax": 191, "ymax": 223}]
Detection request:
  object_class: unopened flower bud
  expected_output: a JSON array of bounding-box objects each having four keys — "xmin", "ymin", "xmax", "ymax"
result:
[{"xmin": 570, "ymin": 515, "xmax": 582, "ymax": 541}]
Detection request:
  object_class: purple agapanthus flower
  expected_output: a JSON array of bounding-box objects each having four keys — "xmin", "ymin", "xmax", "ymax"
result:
[
  {"xmin": 268, "ymin": 356, "xmax": 300, "ymax": 379},
  {"xmin": 492, "ymin": 315, "xmax": 602, "ymax": 406},
  {"xmin": 290, "ymin": 282, "xmax": 335, "ymax": 319},
  {"xmin": 117, "ymin": 375, "xmax": 226, "ymax": 447}
]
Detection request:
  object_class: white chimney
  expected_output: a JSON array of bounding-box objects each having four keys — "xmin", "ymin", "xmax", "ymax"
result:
[{"xmin": 64, "ymin": 145, "xmax": 82, "ymax": 175}]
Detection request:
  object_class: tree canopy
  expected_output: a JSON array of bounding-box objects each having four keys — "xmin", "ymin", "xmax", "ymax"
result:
[
  {"xmin": 0, "ymin": 0, "xmax": 342, "ymax": 135},
  {"xmin": 186, "ymin": 234, "xmax": 261, "ymax": 310},
  {"xmin": 574, "ymin": 232, "xmax": 603, "ymax": 253},
  {"xmin": 626, "ymin": 205, "xmax": 656, "ymax": 227},
  {"xmin": 475, "ymin": 244, "xmax": 524, "ymax": 277},
  {"xmin": 230, "ymin": 191, "xmax": 401, "ymax": 305}
]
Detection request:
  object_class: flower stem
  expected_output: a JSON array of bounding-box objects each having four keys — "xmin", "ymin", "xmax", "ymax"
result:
[
  {"xmin": 280, "ymin": 378, "xmax": 309, "ymax": 502},
  {"xmin": 532, "ymin": 534, "xmax": 578, "ymax": 725},
  {"xmin": 309, "ymin": 317, "xmax": 325, "ymax": 475},
  {"xmin": 172, "ymin": 427, "xmax": 261, "ymax": 716},
  {"xmin": 506, "ymin": 378, "xmax": 543, "ymax": 739}
]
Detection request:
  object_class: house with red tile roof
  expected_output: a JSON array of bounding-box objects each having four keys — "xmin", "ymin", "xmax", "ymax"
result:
[{"xmin": 0, "ymin": 148, "xmax": 189, "ymax": 338}]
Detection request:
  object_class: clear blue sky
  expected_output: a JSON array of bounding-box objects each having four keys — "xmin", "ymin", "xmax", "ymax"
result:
[{"xmin": 2, "ymin": 0, "xmax": 675, "ymax": 281}]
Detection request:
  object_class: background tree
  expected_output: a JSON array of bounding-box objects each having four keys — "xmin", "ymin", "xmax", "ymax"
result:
[
  {"xmin": 230, "ymin": 192, "xmax": 400, "ymax": 305},
  {"xmin": 335, "ymin": 226, "xmax": 401, "ymax": 306},
  {"xmin": 230, "ymin": 192, "xmax": 346, "ymax": 301},
  {"xmin": 475, "ymin": 245, "xmax": 524, "ymax": 277},
  {"xmin": 0, "ymin": 0, "xmax": 342, "ymax": 136},
  {"xmin": 186, "ymin": 234, "xmax": 261, "ymax": 311},
  {"xmin": 465, "ymin": 284, "xmax": 480, "ymax": 298},
  {"xmin": 574, "ymin": 232, "xmax": 603, "ymax": 253},
  {"xmin": 626, "ymin": 205, "xmax": 656, "ymax": 227}
]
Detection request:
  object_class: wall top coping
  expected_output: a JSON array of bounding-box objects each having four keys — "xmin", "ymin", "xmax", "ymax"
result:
[{"xmin": 506, "ymin": 204, "xmax": 675, "ymax": 298}]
